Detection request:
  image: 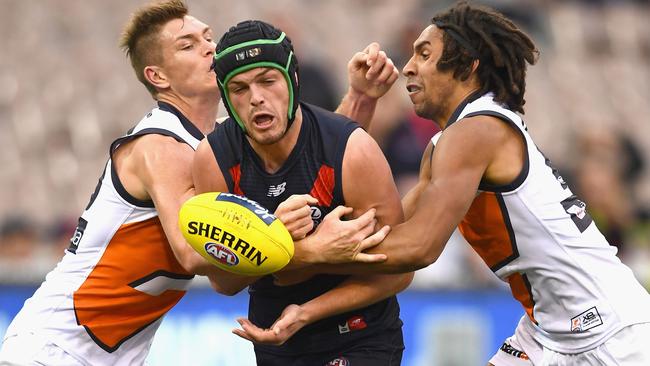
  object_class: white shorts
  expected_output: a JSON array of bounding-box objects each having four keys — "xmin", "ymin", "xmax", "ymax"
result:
[
  {"xmin": 488, "ymin": 316, "xmax": 650, "ymax": 366},
  {"xmin": 0, "ymin": 333, "xmax": 84, "ymax": 366}
]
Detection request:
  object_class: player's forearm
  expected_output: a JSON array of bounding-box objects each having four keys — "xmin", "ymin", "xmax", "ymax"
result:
[
  {"xmin": 171, "ymin": 240, "xmax": 258, "ymax": 294},
  {"xmin": 205, "ymin": 268, "xmax": 259, "ymax": 296},
  {"xmin": 335, "ymin": 88, "xmax": 378, "ymax": 130},
  {"xmin": 314, "ymin": 218, "xmax": 448, "ymax": 275},
  {"xmin": 299, "ymin": 273, "xmax": 413, "ymax": 324},
  {"xmin": 283, "ymin": 237, "xmax": 315, "ymax": 269}
]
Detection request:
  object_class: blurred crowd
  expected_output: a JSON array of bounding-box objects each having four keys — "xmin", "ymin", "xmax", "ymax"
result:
[{"xmin": 1, "ymin": 0, "xmax": 649, "ymax": 290}]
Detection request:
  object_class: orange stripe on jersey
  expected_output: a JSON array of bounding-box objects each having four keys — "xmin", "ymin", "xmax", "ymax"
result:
[
  {"xmin": 230, "ymin": 164, "xmax": 244, "ymax": 195},
  {"xmin": 73, "ymin": 216, "xmax": 193, "ymax": 352},
  {"xmin": 459, "ymin": 192, "xmax": 537, "ymax": 323},
  {"xmin": 310, "ymin": 165, "xmax": 334, "ymax": 206},
  {"xmin": 507, "ymin": 273, "xmax": 537, "ymax": 324},
  {"xmin": 458, "ymin": 192, "xmax": 518, "ymax": 271}
]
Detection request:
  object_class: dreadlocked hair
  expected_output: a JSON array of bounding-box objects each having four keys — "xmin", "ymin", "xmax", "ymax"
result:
[{"xmin": 432, "ymin": 1, "xmax": 539, "ymax": 114}]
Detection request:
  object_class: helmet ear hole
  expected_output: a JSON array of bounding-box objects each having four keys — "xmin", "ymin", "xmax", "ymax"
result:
[{"xmin": 213, "ymin": 20, "xmax": 300, "ymax": 132}]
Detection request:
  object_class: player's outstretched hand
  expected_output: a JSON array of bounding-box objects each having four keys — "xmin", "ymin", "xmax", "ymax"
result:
[
  {"xmin": 275, "ymin": 194, "xmax": 318, "ymax": 240},
  {"xmin": 232, "ymin": 304, "xmax": 305, "ymax": 346},
  {"xmin": 347, "ymin": 42, "xmax": 399, "ymax": 100},
  {"xmin": 295, "ymin": 206, "xmax": 391, "ymax": 264}
]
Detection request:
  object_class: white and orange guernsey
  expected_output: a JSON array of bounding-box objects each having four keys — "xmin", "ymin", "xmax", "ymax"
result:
[
  {"xmin": 434, "ymin": 93, "xmax": 650, "ymax": 354},
  {"xmin": 3, "ymin": 102, "xmax": 201, "ymax": 365}
]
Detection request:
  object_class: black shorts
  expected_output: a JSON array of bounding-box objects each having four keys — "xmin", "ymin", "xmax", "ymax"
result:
[{"xmin": 254, "ymin": 327, "xmax": 404, "ymax": 366}]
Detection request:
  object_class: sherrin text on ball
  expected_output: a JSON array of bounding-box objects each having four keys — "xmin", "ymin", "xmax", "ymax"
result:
[{"xmin": 179, "ymin": 192, "xmax": 294, "ymax": 275}]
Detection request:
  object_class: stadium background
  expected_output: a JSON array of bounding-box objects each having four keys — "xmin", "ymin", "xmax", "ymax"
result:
[{"xmin": 1, "ymin": 0, "xmax": 649, "ymax": 364}]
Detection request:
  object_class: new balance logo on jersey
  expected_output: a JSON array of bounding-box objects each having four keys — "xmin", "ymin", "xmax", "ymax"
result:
[{"xmin": 267, "ymin": 182, "xmax": 286, "ymax": 197}]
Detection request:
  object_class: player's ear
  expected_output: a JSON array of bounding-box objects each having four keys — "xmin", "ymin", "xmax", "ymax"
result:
[
  {"xmin": 144, "ymin": 65, "xmax": 170, "ymax": 90},
  {"xmin": 470, "ymin": 59, "xmax": 479, "ymax": 74}
]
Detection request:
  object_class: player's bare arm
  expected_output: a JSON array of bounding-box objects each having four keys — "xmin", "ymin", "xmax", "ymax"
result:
[
  {"xmin": 113, "ymin": 134, "xmax": 215, "ymax": 275},
  {"xmin": 273, "ymin": 128, "xmax": 404, "ymax": 282},
  {"xmin": 401, "ymin": 141, "xmax": 434, "ymax": 220},
  {"xmin": 336, "ymin": 42, "xmax": 399, "ymax": 130},
  {"xmin": 235, "ymin": 129, "xmax": 414, "ymax": 345},
  {"xmin": 234, "ymin": 269, "xmax": 412, "ymax": 346},
  {"xmin": 321, "ymin": 114, "xmax": 519, "ymax": 274},
  {"xmin": 277, "ymin": 196, "xmax": 389, "ymax": 265},
  {"xmin": 191, "ymin": 139, "xmax": 389, "ymax": 295}
]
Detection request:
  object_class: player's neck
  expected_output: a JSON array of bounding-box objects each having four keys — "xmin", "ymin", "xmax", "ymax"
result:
[
  {"xmin": 157, "ymin": 93, "xmax": 219, "ymax": 135},
  {"xmin": 249, "ymin": 108, "xmax": 303, "ymax": 174},
  {"xmin": 439, "ymin": 86, "xmax": 481, "ymax": 129}
]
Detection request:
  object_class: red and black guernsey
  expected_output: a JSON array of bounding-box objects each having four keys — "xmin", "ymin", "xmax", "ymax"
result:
[{"xmin": 206, "ymin": 103, "xmax": 402, "ymax": 356}]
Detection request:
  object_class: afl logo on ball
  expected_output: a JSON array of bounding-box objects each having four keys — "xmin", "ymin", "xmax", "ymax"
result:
[
  {"xmin": 326, "ymin": 357, "xmax": 349, "ymax": 366},
  {"xmin": 205, "ymin": 242, "xmax": 239, "ymax": 266}
]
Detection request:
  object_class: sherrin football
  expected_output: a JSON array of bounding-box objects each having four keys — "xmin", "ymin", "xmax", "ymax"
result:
[{"xmin": 179, "ymin": 192, "xmax": 294, "ymax": 276}]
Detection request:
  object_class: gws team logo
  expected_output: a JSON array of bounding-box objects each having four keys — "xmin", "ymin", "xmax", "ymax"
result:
[
  {"xmin": 205, "ymin": 242, "xmax": 239, "ymax": 266},
  {"xmin": 561, "ymin": 195, "xmax": 593, "ymax": 233},
  {"xmin": 565, "ymin": 203, "xmax": 587, "ymax": 219},
  {"xmin": 267, "ymin": 182, "xmax": 286, "ymax": 197}
]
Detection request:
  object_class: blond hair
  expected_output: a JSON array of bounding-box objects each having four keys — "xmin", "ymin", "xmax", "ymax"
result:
[{"xmin": 119, "ymin": 0, "xmax": 188, "ymax": 97}]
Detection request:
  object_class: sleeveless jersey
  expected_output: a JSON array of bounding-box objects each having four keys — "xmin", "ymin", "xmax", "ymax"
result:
[
  {"xmin": 433, "ymin": 93, "xmax": 650, "ymax": 353},
  {"xmin": 207, "ymin": 103, "xmax": 402, "ymax": 356},
  {"xmin": 3, "ymin": 102, "xmax": 202, "ymax": 365}
]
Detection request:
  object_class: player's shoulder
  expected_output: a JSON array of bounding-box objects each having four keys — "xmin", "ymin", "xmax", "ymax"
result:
[
  {"xmin": 303, "ymin": 102, "xmax": 356, "ymax": 126},
  {"xmin": 128, "ymin": 133, "xmax": 195, "ymax": 169},
  {"xmin": 302, "ymin": 103, "xmax": 359, "ymax": 144},
  {"xmin": 132, "ymin": 104, "xmax": 182, "ymax": 131},
  {"xmin": 208, "ymin": 117, "xmax": 241, "ymax": 143},
  {"xmin": 448, "ymin": 113, "xmax": 513, "ymax": 144}
]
